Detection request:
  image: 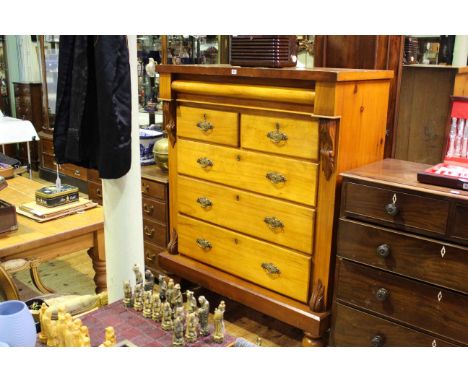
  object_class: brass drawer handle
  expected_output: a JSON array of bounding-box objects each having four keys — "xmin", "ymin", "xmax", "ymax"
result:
[
  {"xmin": 197, "ymin": 157, "xmax": 213, "ymax": 168},
  {"xmin": 145, "ymin": 250, "xmax": 156, "ymax": 260},
  {"xmin": 96, "ymin": 188, "xmax": 102, "ymax": 197},
  {"xmin": 196, "ymin": 197, "xmax": 213, "ymax": 209},
  {"xmin": 74, "ymin": 169, "xmax": 81, "ymax": 176},
  {"xmin": 371, "ymin": 335, "xmax": 384, "ymax": 347},
  {"xmin": 196, "ymin": 114, "xmax": 213, "ymax": 132},
  {"xmin": 385, "ymin": 194, "xmax": 399, "ymax": 216},
  {"xmin": 142, "ymin": 183, "xmax": 150, "ymax": 193},
  {"xmin": 267, "ymin": 123, "xmax": 288, "ymax": 144},
  {"xmin": 264, "ymin": 216, "xmax": 284, "ymax": 230},
  {"xmin": 376, "ymin": 287, "xmax": 389, "ymax": 301},
  {"xmin": 376, "ymin": 244, "xmax": 390, "ymax": 258},
  {"xmin": 143, "ymin": 203, "xmax": 154, "ymax": 214},
  {"xmin": 266, "ymin": 172, "xmax": 286, "ymax": 184},
  {"xmin": 144, "ymin": 226, "xmax": 155, "ymax": 237},
  {"xmin": 196, "ymin": 238, "xmax": 212, "ymax": 250},
  {"xmin": 261, "ymin": 262, "xmax": 281, "ymax": 275}
]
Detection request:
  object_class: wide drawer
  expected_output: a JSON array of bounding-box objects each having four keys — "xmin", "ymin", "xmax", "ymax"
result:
[
  {"xmin": 178, "ymin": 214, "xmax": 311, "ymax": 302},
  {"xmin": 336, "ymin": 259, "xmax": 468, "ymax": 344},
  {"xmin": 342, "ymin": 181, "xmax": 450, "ymax": 236},
  {"xmin": 141, "ymin": 179, "xmax": 166, "ymax": 200},
  {"xmin": 142, "ymin": 196, "xmax": 167, "ymax": 224},
  {"xmin": 241, "ymin": 114, "xmax": 318, "ymax": 160},
  {"xmin": 60, "ymin": 163, "xmax": 88, "ymax": 181},
  {"xmin": 178, "ymin": 139, "xmax": 318, "ymax": 206},
  {"xmin": 143, "ymin": 218, "xmax": 168, "ymax": 247},
  {"xmin": 88, "ymin": 181, "xmax": 103, "ymax": 203},
  {"xmin": 337, "ymin": 219, "xmax": 468, "ymax": 294},
  {"xmin": 178, "ymin": 175, "xmax": 314, "ymax": 253},
  {"xmin": 177, "ymin": 105, "xmax": 239, "ymax": 146},
  {"xmin": 332, "ymin": 303, "xmax": 456, "ymax": 347}
]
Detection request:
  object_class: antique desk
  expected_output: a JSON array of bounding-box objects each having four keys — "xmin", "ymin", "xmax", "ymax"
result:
[
  {"xmin": 0, "ymin": 176, "xmax": 106, "ymax": 293},
  {"xmin": 156, "ymin": 65, "xmax": 392, "ymax": 346},
  {"xmin": 331, "ymin": 159, "xmax": 468, "ymax": 346}
]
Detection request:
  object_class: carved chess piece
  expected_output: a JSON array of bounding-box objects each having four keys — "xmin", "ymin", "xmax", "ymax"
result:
[
  {"xmin": 105, "ymin": 326, "xmax": 117, "ymax": 346},
  {"xmin": 133, "ymin": 264, "xmax": 143, "ymax": 284},
  {"xmin": 171, "ymin": 283, "xmax": 183, "ymax": 308},
  {"xmin": 174, "ymin": 305, "xmax": 185, "ymax": 326},
  {"xmin": 185, "ymin": 311, "xmax": 198, "ymax": 343},
  {"xmin": 144, "ymin": 269, "xmax": 155, "ymax": 291},
  {"xmin": 46, "ymin": 319, "xmax": 59, "ymax": 347},
  {"xmin": 212, "ymin": 307, "xmax": 225, "ymax": 344},
  {"xmin": 133, "ymin": 283, "xmax": 144, "ymax": 311},
  {"xmin": 41, "ymin": 308, "xmax": 52, "ymax": 345},
  {"xmin": 56, "ymin": 309, "xmax": 68, "ymax": 347},
  {"xmin": 38, "ymin": 303, "xmax": 49, "ymax": 343},
  {"xmin": 143, "ymin": 290, "xmax": 153, "ymax": 318},
  {"xmin": 99, "ymin": 340, "xmax": 113, "ymax": 347},
  {"xmin": 218, "ymin": 300, "xmax": 226, "ymax": 313},
  {"xmin": 166, "ymin": 278, "xmax": 175, "ymax": 306},
  {"xmin": 64, "ymin": 321, "xmax": 75, "ymax": 347},
  {"xmin": 185, "ymin": 290, "xmax": 197, "ymax": 313},
  {"xmin": 80, "ymin": 325, "xmax": 90, "ymax": 346},
  {"xmin": 161, "ymin": 301, "xmax": 173, "ymax": 331},
  {"xmin": 72, "ymin": 329, "xmax": 81, "ymax": 347},
  {"xmin": 198, "ymin": 296, "xmax": 210, "ymax": 337},
  {"xmin": 82, "ymin": 337, "xmax": 91, "ymax": 347},
  {"xmin": 158, "ymin": 275, "xmax": 167, "ymax": 301},
  {"xmin": 172, "ymin": 316, "xmax": 185, "ymax": 346},
  {"xmin": 151, "ymin": 293, "xmax": 162, "ymax": 322},
  {"xmin": 123, "ymin": 280, "xmax": 133, "ymax": 307}
]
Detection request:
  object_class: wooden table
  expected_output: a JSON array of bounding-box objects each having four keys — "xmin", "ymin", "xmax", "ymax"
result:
[{"xmin": 0, "ymin": 176, "xmax": 106, "ymax": 293}]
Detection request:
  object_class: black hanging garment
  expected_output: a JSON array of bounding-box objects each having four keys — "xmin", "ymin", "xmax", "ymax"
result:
[{"xmin": 54, "ymin": 35, "xmax": 131, "ymax": 179}]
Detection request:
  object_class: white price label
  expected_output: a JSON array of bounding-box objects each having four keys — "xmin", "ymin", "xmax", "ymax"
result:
[{"xmin": 231, "ymin": 69, "xmax": 237, "ymax": 75}]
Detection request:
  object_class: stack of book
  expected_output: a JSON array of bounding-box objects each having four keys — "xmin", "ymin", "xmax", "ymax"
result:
[{"xmin": 17, "ymin": 198, "xmax": 97, "ymax": 222}]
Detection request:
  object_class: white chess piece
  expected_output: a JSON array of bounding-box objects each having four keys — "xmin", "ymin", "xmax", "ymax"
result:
[{"xmin": 145, "ymin": 58, "xmax": 156, "ymax": 78}]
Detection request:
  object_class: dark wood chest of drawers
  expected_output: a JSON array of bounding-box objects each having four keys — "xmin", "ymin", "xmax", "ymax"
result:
[
  {"xmin": 87, "ymin": 165, "xmax": 169, "ymax": 276},
  {"xmin": 13, "ymin": 82, "xmax": 43, "ymax": 170},
  {"xmin": 331, "ymin": 159, "xmax": 468, "ymax": 347}
]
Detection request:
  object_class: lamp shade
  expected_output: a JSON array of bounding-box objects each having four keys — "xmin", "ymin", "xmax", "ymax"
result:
[{"xmin": 0, "ymin": 300, "xmax": 36, "ymax": 347}]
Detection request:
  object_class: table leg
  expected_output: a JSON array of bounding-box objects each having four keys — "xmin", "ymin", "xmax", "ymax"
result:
[
  {"xmin": 87, "ymin": 228, "xmax": 107, "ymax": 293},
  {"xmin": 302, "ymin": 331, "xmax": 325, "ymax": 347}
]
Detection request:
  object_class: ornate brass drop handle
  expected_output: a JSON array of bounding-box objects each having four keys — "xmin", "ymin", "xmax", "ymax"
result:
[
  {"xmin": 196, "ymin": 197, "xmax": 213, "ymax": 209},
  {"xmin": 143, "ymin": 203, "xmax": 154, "ymax": 215},
  {"xmin": 196, "ymin": 114, "xmax": 213, "ymax": 132},
  {"xmin": 267, "ymin": 123, "xmax": 288, "ymax": 144},
  {"xmin": 144, "ymin": 226, "xmax": 155, "ymax": 237},
  {"xmin": 266, "ymin": 172, "xmax": 286, "ymax": 184},
  {"xmin": 145, "ymin": 251, "xmax": 156, "ymax": 260},
  {"xmin": 197, "ymin": 157, "xmax": 213, "ymax": 168},
  {"xmin": 196, "ymin": 238, "xmax": 212, "ymax": 250},
  {"xmin": 142, "ymin": 183, "xmax": 150, "ymax": 193},
  {"xmin": 264, "ymin": 216, "xmax": 284, "ymax": 230},
  {"xmin": 261, "ymin": 262, "xmax": 281, "ymax": 275},
  {"xmin": 96, "ymin": 188, "xmax": 102, "ymax": 197}
]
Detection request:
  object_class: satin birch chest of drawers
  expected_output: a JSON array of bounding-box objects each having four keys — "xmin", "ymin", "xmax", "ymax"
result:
[
  {"xmin": 331, "ymin": 159, "xmax": 468, "ymax": 346},
  {"xmin": 157, "ymin": 65, "xmax": 392, "ymax": 345}
]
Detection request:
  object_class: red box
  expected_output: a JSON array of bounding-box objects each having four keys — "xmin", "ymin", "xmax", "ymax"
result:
[{"xmin": 418, "ymin": 96, "xmax": 468, "ymax": 190}]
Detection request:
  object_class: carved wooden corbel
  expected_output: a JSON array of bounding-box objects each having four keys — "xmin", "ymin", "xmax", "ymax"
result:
[
  {"xmin": 309, "ymin": 279, "xmax": 325, "ymax": 313},
  {"xmin": 167, "ymin": 228, "xmax": 178, "ymax": 255},
  {"xmin": 162, "ymin": 101, "xmax": 176, "ymax": 147},
  {"xmin": 319, "ymin": 119, "xmax": 338, "ymax": 180}
]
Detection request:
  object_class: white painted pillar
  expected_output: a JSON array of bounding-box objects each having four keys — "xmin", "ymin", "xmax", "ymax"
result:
[
  {"xmin": 101, "ymin": 35, "xmax": 144, "ymax": 303},
  {"xmin": 452, "ymin": 35, "xmax": 468, "ymax": 67}
]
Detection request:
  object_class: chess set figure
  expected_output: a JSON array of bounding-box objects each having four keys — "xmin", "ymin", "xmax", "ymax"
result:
[
  {"xmin": 38, "ymin": 302, "xmax": 113, "ymax": 347},
  {"xmin": 124, "ymin": 265, "xmax": 226, "ymax": 346}
]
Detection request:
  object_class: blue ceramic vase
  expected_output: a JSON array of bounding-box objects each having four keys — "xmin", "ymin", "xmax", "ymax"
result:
[{"xmin": 0, "ymin": 300, "xmax": 36, "ymax": 347}]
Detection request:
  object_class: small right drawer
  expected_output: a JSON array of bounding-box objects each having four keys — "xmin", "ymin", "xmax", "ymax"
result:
[
  {"xmin": 141, "ymin": 179, "xmax": 166, "ymax": 200},
  {"xmin": 342, "ymin": 181, "xmax": 450, "ymax": 236},
  {"xmin": 337, "ymin": 218, "xmax": 468, "ymax": 294},
  {"xmin": 241, "ymin": 114, "xmax": 319, "ymax": 160}
]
